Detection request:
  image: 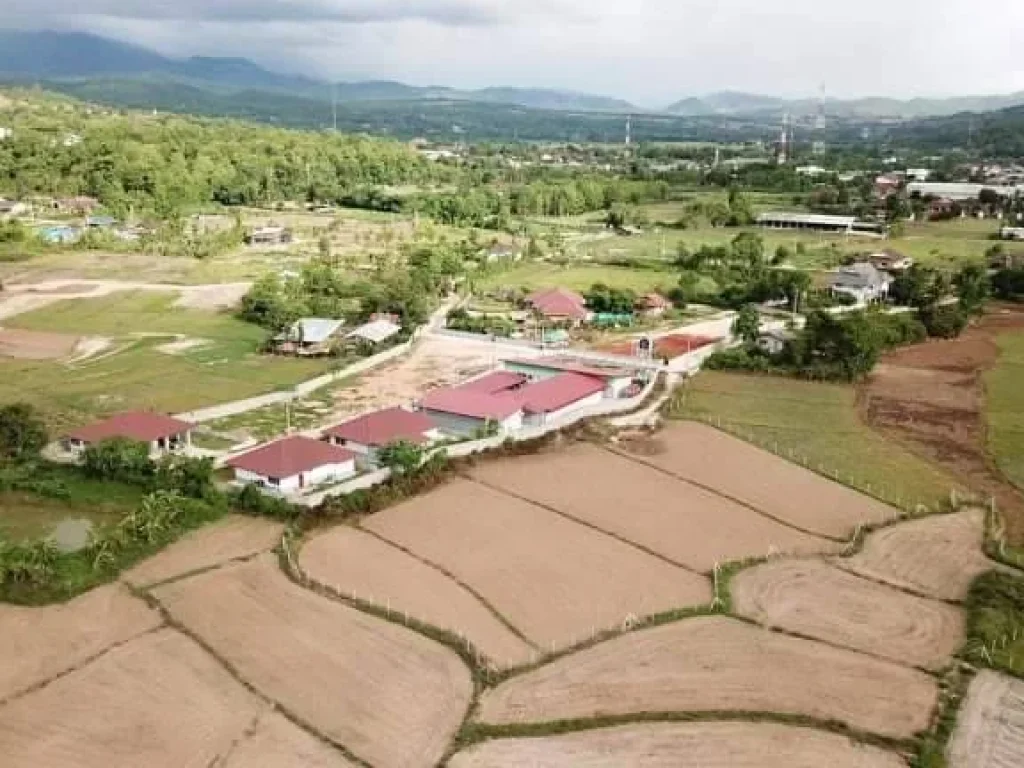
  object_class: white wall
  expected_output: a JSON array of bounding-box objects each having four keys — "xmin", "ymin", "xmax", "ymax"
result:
[
  {"xmin": 423, "ymin": 409, "xmax": 523, "ymax": 437},
  {"xmin": 234, "ymin": 460, "xmax": 356, "ymax": 495},
  {"xmin": 524, "ymin": 390, "xmax": 605, "ymax": 427},
  {"xmin": 604, "ymin": 376, "xmax": 635, "ymax": 398}
]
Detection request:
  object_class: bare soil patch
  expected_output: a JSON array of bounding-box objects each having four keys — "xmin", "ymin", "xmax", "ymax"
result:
[
  {"xmin": 476, "ymin": 615, "xmax": 937, "ymax": 740},
  {"xmin": 840, "ymin": 509, "xmax": 997, "ymax": 601},
  {"xmin": 364, "ymin": 479, "xmax": 711, "ymax": 651},
  {"xmin": 471, "ymin": 444, "xmax": 837, "ymax": 572},
  {"xmin": 0, "ymin": 584, "xmax": 161, "ymax": 702},
  {"xmin": 223, "ymin": 711, "xmax": 356, "ymax": 768},
  {"xmin": 627, "ymin": 422, "xmax": 898, "ymax": 539},
  {"xmin": 122, "ymin": 515, "xmax": 283, "ymax": 588},
  {"xmin": 732, "ymin": 559, "xmax": 963, "ymax": 670},
  {"xmin": 173, "ymin": 282, "xmax": 250, "ymax": 311},
  {"xmin": 947, "ymin": 670, "xmax": 1024, "ymax": 768},
  {"xmin": 0, "ymin": 629, "xmax": 262, "ymax": 768},
  {"xmin": 153, "ymin": 555, "xmax": 472, "ymax": 768},
  {"xmin": 450, "ymin": 722, "xmax": 906, "ymax": 768},
  {"xmin": 0, "ymin": 327, "xmax": 79, "ymax": 359},
  {"xmin": 860, "ymin": 305, "xmax": 1024, "ymax": 543},
  {"xmin": 156, "ymin": 337, "xmax": 210, "ymax": 355},
  {"xmin": 301, "ymin": 526, "xmax": 536, "ymax": 669}
]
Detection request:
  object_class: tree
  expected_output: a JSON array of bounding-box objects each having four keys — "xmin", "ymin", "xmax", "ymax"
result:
[
  {"xmin": 377, "ymin": 441, "xmax": 425, "ymax": 475},
  {"xmin": 155, "ymin": 455, "xmax": 215, "ymax": 500},
  {"xmin": 732, "ymin": 304, "xmax": 761, "ymax": 346},
  {"xmin": 0, "ymin": 403, "xmax": 48, "ymax": 461},
  {"xmin": 955, "ymin": 264, "xmax": 990, "ymax": 316},
  {"xmin": 82, "ymin": 438, "xmax": 153, "ymax": 483}
]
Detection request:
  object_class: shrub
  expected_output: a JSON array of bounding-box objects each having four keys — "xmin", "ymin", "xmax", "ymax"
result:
[
  {"xmin": 82, "ymin": 438, "xmax": 154, "ymax": 484},
  {"xmin": 0, "ymin": 403, "xmax": 48, "ymax": 462},
  {"xmin": 155, "ymin": 454, "xmax": 215, "ymax": 500},
  {"xmin": 229, "ymin": 483, "xmax": 298, "ymax": 521},
  {"xmin": 920, "ymin": 304, "xmax": 969, "ymax": 339}
]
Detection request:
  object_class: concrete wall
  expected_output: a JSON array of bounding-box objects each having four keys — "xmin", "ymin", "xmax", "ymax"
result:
[
  {"xmin": 524, "ymin": 390, "xmax": 605, "ymax": 427},
  {"xmin": 234, "ymin": 459, "xmax": 356, "ymax": 494},
  {"xmin": 422, "ymin": 409, "xmax": 523, "ymax": 438}
]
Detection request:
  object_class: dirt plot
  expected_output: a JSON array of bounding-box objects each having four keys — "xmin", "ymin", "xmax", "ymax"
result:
[
  {"xmin": 449, "ymin": 722, "xmax": 907, "ymax": 768},
  {"xmin": 153, "ymin": 555, "xmax": 472, "ymax": 768},
  {"xmin": 122, "ymin": 515, "xmax": 283, "ymax": 588},
  {"xmin": 0, "ymin": 327, "xmax": 79, "ymax": 359},
  {"xmin": 364, "ymin": 480, "xmax": 711, "ymax": 651},
  {"xmin": 0, "ymin": 629, "xmax": 262, "ymax": 768},
  {"xmin": 732, "ymin": 559, "xmax": 963, "ymax": 670},
  {"xmin": 301, "ymin": 526, "xmax": 536, "ymax": 668},
  {"xmin": 476, "ymin": 615, "xmax": 937, "ymax": 740},
  {"xmin": 629, "ymin": 422, "xmax": 897, "ymax": 538},
  {"xmin": 947, "ymin": 670, "xmax": 1024, "ymax": 768},
  {"xmin": 471, "ymin": 445, "xmax": 837, "ymax": 572},
  {"xmin": 222, "ymin": 711, "xmax": 356, "ymax": 768},
  {"xmin": 0, "ymin": 584, "xmax": 161, "ymax": 702},
  {"xmin": 840, "ymin": 509, "xmax": 996, "ymax": 601}
]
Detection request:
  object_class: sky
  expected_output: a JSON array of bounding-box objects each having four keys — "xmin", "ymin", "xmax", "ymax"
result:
[{"xmin": 2, "ymin": 0, "xmax": 1023, "ymax": 107}]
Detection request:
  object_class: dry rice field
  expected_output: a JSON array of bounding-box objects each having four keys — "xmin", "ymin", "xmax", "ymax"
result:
[
  {"xmin": 0, "ymin": 327, "xmax": 80, "ymax": 360},
  {"xmin": 363, "ymin": 479, "xmax": 711, "ymax": 651},
  {"xmin": 947, "ymin": 670, "xmax": 1024, "ymax": 768},
  {"xmin": 0, "ymin": 585, "xmax": 160, "ymax": 702},
  {"xmin": 732, "ymin": 559, "xmax": 964, "ymax": 670},
  {"xmin": 626, "ymin": 422, "xmax": 898, "ymax": 538},
  {"xmin": 221, "ymin": 711, "xmax": 357, "ymax": 768},
  {"xmin": 449, "ymin": 722, "xmax": 908, "ymax": 768},
  {"xmin": 0, "ymin": 630, "xmax": 263, "ymax": 768},
  {"xmin": 300, "ymin": 526, "xmax": 537, "ymax": 669},
  {"xmin": 476, "ymin": 615, "xmax": 938, "ymax": 740},
  {"xmin": 153, "ymin": 555, "xmax": 472, "ymax": 768},
  {"xmin": 121, "ymin": 515, "xmax": 283, "ymax": 588},
  {"xmin": 470, "ymin": 443, "xmax": 838, "ymax": 572},
  {"xmin": 839, "ymin": 509, "xmax": 996, "ymax": 601}
]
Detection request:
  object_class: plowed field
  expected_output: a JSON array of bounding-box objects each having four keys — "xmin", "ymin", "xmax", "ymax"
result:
[
  {"xmin": 476, "ymin": 616, "xmax": 936, "ymax": 740},
  {"xmin": 947, "ymin": 670, "xmax": 1024, "ymax": 768},
  {"xmin": 222, "ymin": 711, "xmax": 356, "ymax": 768}
]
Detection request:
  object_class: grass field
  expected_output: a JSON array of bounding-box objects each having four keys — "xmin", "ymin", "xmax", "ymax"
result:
[
  {"xmin": 475, "ymin": 262, "xmax": 681, "ymax": 293},
  {"xmin": 986, "ymin": 331, "xmax": 1024, "ymax": 492},
  {"xmin": 675, "ymin": 371, "xmax": 960, "ymax": 510},
  {"xmin": 0, "ymin": 292, "xmax": 334, "ymax": 429}
]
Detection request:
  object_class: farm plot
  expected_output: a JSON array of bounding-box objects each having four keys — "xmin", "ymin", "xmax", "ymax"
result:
[
  {"xmin": 476, "ymin": 615, "xmax": 937, "ymax": 740},
  {"xmin": 471, "ymin": 444, "xmax": 836, "ymax": 572},
  {"xmin": 449, "ymin": 722, "xmax": 906, "ymax": 768},
  {"xmin": 222, "ymin": 711, "xmax": 356, "ymax": 768},
  {"xmin": 840, "ymin": 509, "xmax": 995, "ymax": 601},
  {"xmin": 0, "ymin": 585, "xmax": 160, "ymax": 702},
  {"xmin": 0, "ymin": 328, "xmax": 80, "ymax": 360},
  {"xmin": 122, "ymin": 515, "xmax": 283, "ymax": 588},
  {"xmin": 363, "ymin": 480, "xmax": 711, "ymax": 651},
  {"xmin": 732, "ymin": 559, "xmax": 963, "ymax": 670},
  {"xmin": 152, "ymin": 555, "xmax": 472, "ymax": 768},
  {"xmin": 0, "ymin": 629, "xmax": 263, "ymax": 768},
  {"xmin": 300, "ymin": 526, "xmax": 536, "ymax": 669},
  {"xmin": 628, "ymin": 421, "xmax": 899, "ymax": 538},
  {"xmin": 947, "ymin": 670, "xmax": 1024, "ymax": 768}
]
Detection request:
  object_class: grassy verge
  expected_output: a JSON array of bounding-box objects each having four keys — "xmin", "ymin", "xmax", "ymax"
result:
[
  {"xmin": 669, "ymin": 371, "xmax": 961, "ymax": 511},
  {"xmin": 475, "ymin": 263, "xmax": 677, "ymax": 293},
  {"xmin": 986, "ymin": 331, "xmax": 1024, "ymax": 492},
  {"xmin": 963, "ymin": 570, "xmax": 1024, "ymax": 678}
]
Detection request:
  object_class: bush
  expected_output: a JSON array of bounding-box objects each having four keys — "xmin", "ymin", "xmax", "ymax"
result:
[
  {"xmin": 0, "ymin": 403, "xmax": 48, "ymax": 462},
  {"xmin": 920, "ymin": 304, "xmax": 969, "ymax": 339},
  {"xmin": 82, "ymin": 438, "xmax": 154, "ymax": 484},
  {"xmin": 154, "ymin": 454, "xmax": 215, "ymax": 500},
  {"xmin": 229, "ymin": 483, "xmax": 299, "ymax": 521},
  {"xmin": 0, "ymin": 464, "xmax": 71, "ymax": 500},
  {"xmin": 704, "ymin": 347, "xmax": 774, "ymax": 373}
]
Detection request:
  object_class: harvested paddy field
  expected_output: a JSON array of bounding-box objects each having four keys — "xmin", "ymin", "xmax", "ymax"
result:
[
  {"xmin": 222, "ymin": 711, "xmax": 356, "ymax": 768},
  {"xmin": 626, "ymin": 421, "xmax": 897, "ymax": 538},
  {"xmin": 450, "ymin": 722, "xmax": 907, "ymax": 768},
  {"xmin": 153, "ymin": 555, "xmax": 472, "ymax": 768},
  {"xmin": 476, "ymin": 615, "xmax": 937, "ymax": 740},
  {"xmin": 363, "ymin": 479, "xmax": 711, "ymax": 651},
  {"xmin": 840, "ymin": 509, "xmax": 996, "ymax": 601},
  {"xmin": 0, "ymin": 629, "xmax": 262, "ymax": 768},
  {"xmin": 732, "ymin": 559, "xmax": 963, "ymax": 669},
  {"xmin": 0, "ymin": 327, "xmax": 79, "ymax": 359},
  {"xmin": 301, "ymin": 526, "xmax": 536, "ymax": 668},
  {"xmin": 947, "ymin": 670, "xmax": 1024, "ymax": 768},
  {"xmin": 0, "ymin": 585, "xmax": 160, "ymax": 702},
  {"xmin": 121, "ymin": 515, "xmax": 283, "ymax": 588},
  {"xmin": 471, "ymin": 444, "xmax": 836, "ymax": 572}
]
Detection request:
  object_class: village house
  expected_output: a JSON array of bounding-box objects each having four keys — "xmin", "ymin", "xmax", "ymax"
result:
[
  {"xmin": 483, "ymin": 243, "xmax": 522, "ymax": 263},
  {"xmin": 523, "ymin": 287, "xmax": 590, "ymax": 327},
  {"xmin": 868, "ymin": 249, "xmax": 915, "ymax": 272},
  {"xmin": 62, "ymin": 411, "xmax": 194, "ymax": 458},
  {"xmin": 828, "ymin": 263, "xmax": 892, "ymax": 305},
  {"xmin": 37, "ymin": 225, "xmax": 81, "ymax": 245},
  {"xmin": 517, "ymin": 372, "xmax": 607, "ymax": 427},
  {"xmin": 86, "ymin": 215, "xmax": 118, "ymax": 229},
  {"xmin": 246, "ymin": 225, "xmax": 293, "ymax": 246},
  {"xmin": 276, "ymin": 318, "xmax": 345, "ymax": 356},
  {"xmin": 502, "ymin": 357, "xmax": 639, "ymax": 398},
  {"xmin": 0, "ymin": 199, "xmax": 28, "ymax": 219},
  {"xmin": 227, "ymin": 436, "xmax": 356, "ymax": 495},
  {"xmin": 419, "ymin": 386, "xmax": 525, "ymax": 437},
  {"xmin": 52, "ymin": 196, "xmax": 100, "ymax": 215},
  {"xmin": 346, "ymin": 318, "xmax": 403, "ymax": 347},
  {"xmin": 323, "ymin": 407, "xmax": 441, "ymax": 468},
  {"xmin": 1000, "ymin": 227, "xmax": 1024, "ymax": 242},
  {"xmin": 636, "ymin": 293, "xmax": 673, "ymax": 317},
  {"xmin": 757, "ymin": 328, "xmax": 796, "ymax": 355}
]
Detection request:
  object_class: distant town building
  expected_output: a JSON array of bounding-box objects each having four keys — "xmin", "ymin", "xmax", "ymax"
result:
[
  {"xmin": 246, "ymin": 225, "xmax": 292, "ymax": 246},
  {"xmin": 907, "ymin": 182, "xmax": 1023, "ymax": 201},
  {"xmin": 0, "ymin": 199, "xmax": 28, "ymax": 218},
  {"xmin": 1000, "ymin": 227, "xmax": 1024, "ymax": 242},
  {"xmin": 757, "ymin": 328, "xmax": 795, "ymax": 355},
  {"xmin": 828, "ymin": 263, "xmax": 892, "ymax": 305},
  {"xmin": 795, "ymin": 165, "xmax": 828, "ymax": 177},
  {"xmin": 0, "ymin": 127, "xmax": 12, "ymax": 141},
  {"xmin": 346, "ymin": 318, "xmax": 403, "ymax": 346},
  {"xmin": 524, "ymin": 288, "xmax": 590, "ymax": 326},
  {"xmin": 868, "ymin": 249, "xmax": 915, "ymax": 272},
  {"xmin": 53, "ymin": 196, "xmax": 100, "ymax": 215},
  {"xmin": 906, "ymin": 168, "xmax": 933, "ymax": 182},
  {"xmin": 276, "ymin": 318, "xmax": 345, "ymax": 356}
]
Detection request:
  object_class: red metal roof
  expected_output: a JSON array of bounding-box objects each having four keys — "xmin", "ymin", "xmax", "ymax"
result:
[
  {"xmin": 227, "ymin": 436, "xmax": 355, "ymax": 479},
  {"xmin": 421, "ymin": 388, "xmax": 524, "ymax": 422},
  {"xmin": 525, "ymin": 288, "xmax": 589, "ymax": 319},
  {"xmin": 458, "ymin": 371, "xmax": 528, "ymax": 395},
  {"xmin": 324, "ymin": 407, "xmax": 437, "ymax": 448},
  {"xmin": 66, "ymin": 411, "xmax": 194, "ymax": 444},
  {"xmin": 520, "ymin": 373, "xmax": 605, "ymax": 414}
]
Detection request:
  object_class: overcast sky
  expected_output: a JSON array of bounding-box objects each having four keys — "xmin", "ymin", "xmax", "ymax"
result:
[{"xmin": 3, "ymin": 0, "xmax": 1023, "ymax": 106}]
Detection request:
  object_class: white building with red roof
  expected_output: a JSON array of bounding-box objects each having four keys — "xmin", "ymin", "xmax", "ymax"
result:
[
  {"xmin": 63, "ymin": 411, "xmax": 194, "ymax": 457},
  {"xmin": 519, "ymin": 372, "xmax": 606, "ymax": 427},
  {"xmin": 524, "ymin": 287, "xmax": 590, "ymax": 325},
  {"xmin": 322, "ymin": 407, "xmax": 441, "ymax": 467},
  {"xmin": 227, "ymin": 436, "xmax": 356, "ymax": 495}
]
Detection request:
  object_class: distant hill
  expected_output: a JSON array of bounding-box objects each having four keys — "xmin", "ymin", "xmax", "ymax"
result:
[{"xmin": 0, "ymin": 30, "xmax": 638, "ymax": 114}]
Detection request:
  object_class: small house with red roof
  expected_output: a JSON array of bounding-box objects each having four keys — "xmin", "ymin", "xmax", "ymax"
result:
[
  {"xmin": 227, "ymin": 436, "xmax": 356, "ymax": 494},
  {"xmin": 524, "ymin": 287, "xmax": 590, "ymax": 326},
  {"xmin": 519, "ymin": 372, "xmax": 606, "ymax": 427},
  {"xmin": 636, "ymin": 293, "xmax": 673, "ymax": 317},
  {"xmin": 323, "ymin": 407, "xmax": 441, "ymax": 467},
  {"xmin": 63, "ymin": 411, "xmax": 194, "ymax": 457}
]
